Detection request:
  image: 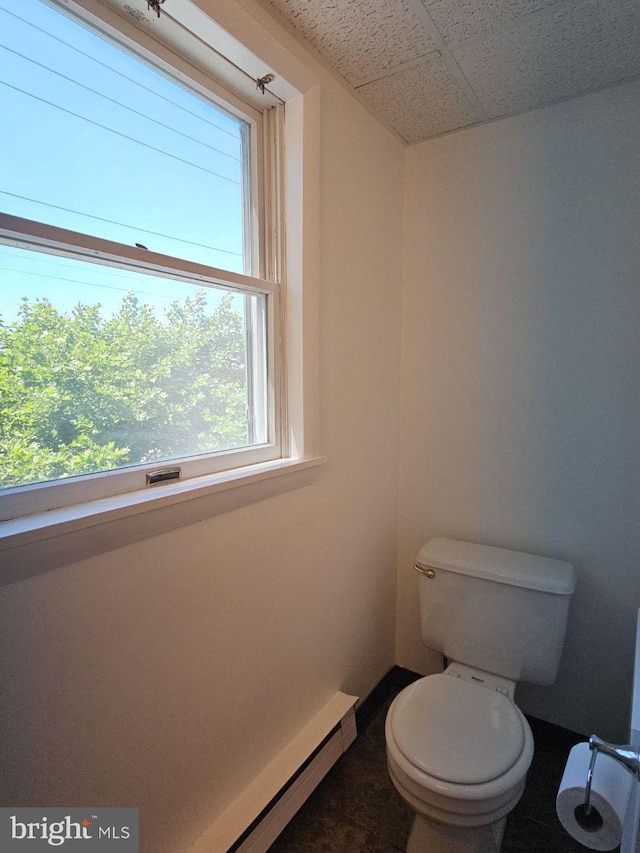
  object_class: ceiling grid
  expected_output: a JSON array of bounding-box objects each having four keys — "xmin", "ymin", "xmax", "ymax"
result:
[{"xmin": 267, "ymin": 0, "xmax": 640, "ymax": 142}]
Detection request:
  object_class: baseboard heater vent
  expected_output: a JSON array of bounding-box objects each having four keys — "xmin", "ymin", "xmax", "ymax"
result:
[{"xmin": 187, "ymin": 692, "xmax": 358, "ymax": 853}]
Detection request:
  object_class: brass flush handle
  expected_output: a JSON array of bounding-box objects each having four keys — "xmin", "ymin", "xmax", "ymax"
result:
[{"xmin": 414, "ymin": 564, "xmax": 435, "ymax": 578}]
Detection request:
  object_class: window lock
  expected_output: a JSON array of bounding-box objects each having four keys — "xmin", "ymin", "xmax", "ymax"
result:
[{"xmin": 146, "ymin": 468, "xmax": 182, "ymax": 486}]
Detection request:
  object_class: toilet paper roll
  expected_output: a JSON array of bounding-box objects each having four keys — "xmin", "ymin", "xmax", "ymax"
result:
[{"xmin": 556, "ymin": 742, "xmax": 633, "ymax": 851}]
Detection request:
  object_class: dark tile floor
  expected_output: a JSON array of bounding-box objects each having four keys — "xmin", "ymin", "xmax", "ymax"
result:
[{"xmin": 268, "ymin": 669, "xmax": 594, "ymax": 853}]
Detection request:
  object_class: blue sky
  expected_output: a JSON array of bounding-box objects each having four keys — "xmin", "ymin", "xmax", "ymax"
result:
[{"xmin": 0, "ymin": 0, "xmax": 248, "ymax": 322}]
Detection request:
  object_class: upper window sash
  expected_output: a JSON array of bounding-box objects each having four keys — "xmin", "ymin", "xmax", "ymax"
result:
[{"xmin": 1, "ymin": 0, "xmax": 266, "ymax": 279}]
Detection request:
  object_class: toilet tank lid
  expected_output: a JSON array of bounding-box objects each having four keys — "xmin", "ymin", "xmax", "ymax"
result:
[{"xmin": 416, "ymin": 538, "xmax": 576, "ymax": 595}]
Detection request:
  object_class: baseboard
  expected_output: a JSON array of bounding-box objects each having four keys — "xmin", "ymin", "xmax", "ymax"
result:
[
  {"xmin": 186, "ymin": 692, "xmax": 357, "ymax": 853},
  {"xmin": 356, "ymin": 666, "xmax": 422, "ymax": 734},
  {"xmin": 229, "ymin": 726, "xmax": 346, "ymax": 853},
  {"xmin": 185, "ymin": 668, "xmax": 421, "ymax": 853}
]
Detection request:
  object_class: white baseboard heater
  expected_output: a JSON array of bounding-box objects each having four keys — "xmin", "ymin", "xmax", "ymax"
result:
[{"xmin": 187, "ymin": 692, "xmax": 358, "ymax": 853}]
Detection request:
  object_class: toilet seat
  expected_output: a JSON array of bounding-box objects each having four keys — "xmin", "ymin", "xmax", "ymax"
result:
[
  {"xmin": 386, "ymin": 674, "xmax": 534, "ymax": 807},
  {"xmin": 391, "ymin": 674, "xmax": 525, "ymax": 784}
]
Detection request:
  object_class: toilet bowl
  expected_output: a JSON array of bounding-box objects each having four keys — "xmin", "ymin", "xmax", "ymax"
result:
[{"xmin": 386, "ymin": 667, "xmax": 534, "ymax": 852}]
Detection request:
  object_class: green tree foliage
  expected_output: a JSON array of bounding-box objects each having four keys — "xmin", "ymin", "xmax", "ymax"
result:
[{"xmin": 0, "ymin": 290, "xmax": 248, "ymax": 488}]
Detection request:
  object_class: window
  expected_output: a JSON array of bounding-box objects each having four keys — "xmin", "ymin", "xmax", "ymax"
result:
[{"xmin": 0, "ymin": 0, "xmax": 285, "ymax": 520}]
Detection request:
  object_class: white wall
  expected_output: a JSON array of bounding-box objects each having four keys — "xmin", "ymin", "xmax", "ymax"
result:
[
  {"xmin": 397, "ymin": 80, "xmax": 640, "ymax": 741},
  {"xmin": 4, "ymin": 5, "xmax": 639, "ymax": 847},
  {"xmin": 0, "ymin": 8, "xmax": 405, "ymax": 853}
]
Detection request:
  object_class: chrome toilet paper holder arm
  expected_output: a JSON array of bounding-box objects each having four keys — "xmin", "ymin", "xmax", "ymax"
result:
[{"xmin": 583, "ymin": 735, "xmax": 640, "ymax": 816}]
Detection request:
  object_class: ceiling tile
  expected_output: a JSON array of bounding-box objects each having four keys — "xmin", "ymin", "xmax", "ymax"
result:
[
  {"xmin": 421, "ymin": 0, "xmax": 563, "ymax": 43},
  {"xmin": 451, "ymin": 0, "xmax": 640, "ymax": 117},
  {"xmin": 268, "ymin": 0, "xmax": 437, "ymax": 85},
  {"xmin": 355, "ymin": 54, "xmax": 483, "ymax": 142}
]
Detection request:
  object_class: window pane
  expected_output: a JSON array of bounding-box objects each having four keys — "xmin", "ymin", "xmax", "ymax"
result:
[
  {"xmin": 0, "ymin": 245, "xmax": 266, "ymax": 489},
  {"xmin": 0, "ymin": 0, "xmax": 249, "ymax": 272}
]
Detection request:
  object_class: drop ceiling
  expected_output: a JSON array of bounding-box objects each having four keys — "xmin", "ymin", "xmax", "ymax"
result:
[{"xmin": 266, "ymin": 0, "xmax": 640, "ymax": 143}]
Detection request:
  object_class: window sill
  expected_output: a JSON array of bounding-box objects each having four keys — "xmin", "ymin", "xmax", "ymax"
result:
[{"xmin": 0, "ymin": 457, "xmax": 325, "ymax": 586}]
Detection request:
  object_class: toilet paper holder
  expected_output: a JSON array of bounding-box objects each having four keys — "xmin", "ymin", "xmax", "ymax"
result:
[{"xmin": 583, "ymin": 735, "xmax": 640, "ymax": 816}]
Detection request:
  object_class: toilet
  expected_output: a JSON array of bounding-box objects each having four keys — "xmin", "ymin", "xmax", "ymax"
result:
[{"xmin": 386, "ymin": 538, "xmax": 576, "ymax": 853}]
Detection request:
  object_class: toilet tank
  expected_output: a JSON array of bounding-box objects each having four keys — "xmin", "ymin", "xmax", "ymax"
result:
[{"xmin": 416, "ymin": 538, "xmax": 576, "ymax": 685}]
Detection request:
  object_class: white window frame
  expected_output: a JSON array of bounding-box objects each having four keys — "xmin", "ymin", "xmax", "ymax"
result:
[
  {"xmin": 0, "ymin": 0, "xmax": 323, "ymax": 583},
  {"xmin": 0, "ymin": 0, "xmax": 284, "ymax": 520}
]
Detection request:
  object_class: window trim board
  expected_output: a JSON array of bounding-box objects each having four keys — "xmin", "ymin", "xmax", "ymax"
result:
[{"xmin": 0, "ymin": 455, "xmax": 325, "ymax": 586}]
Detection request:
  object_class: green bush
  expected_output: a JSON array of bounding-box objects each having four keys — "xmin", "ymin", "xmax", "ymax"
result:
[{"xmin": 0, "ymin": 290, "xmax": 248, "ymax": 488}]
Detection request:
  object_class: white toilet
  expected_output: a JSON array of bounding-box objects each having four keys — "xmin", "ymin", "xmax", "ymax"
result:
[{"xmin": 386, "ymin": 537, "xmax": 576, "ymax": 853}]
